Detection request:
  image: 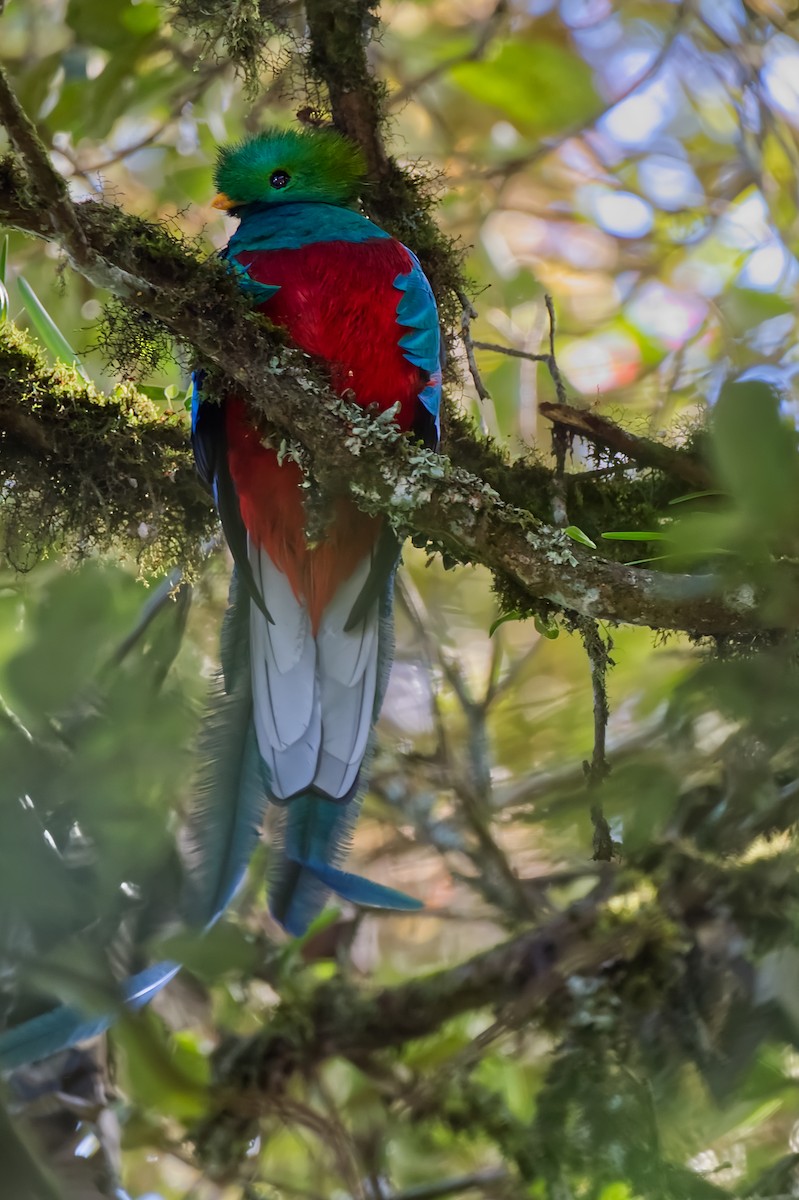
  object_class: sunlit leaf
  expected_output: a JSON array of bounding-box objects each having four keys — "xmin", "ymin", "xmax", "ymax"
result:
[
  {"xmin": 451, "ymin": 39, "xmax": 598, "ymax": 137},
  {"xmin": 17, "ymin": 276, "xmax": 88, "ymax": 377},
  {"xmin": 564, "ymin": 525, "xmax": 597, "ymax": 549}
]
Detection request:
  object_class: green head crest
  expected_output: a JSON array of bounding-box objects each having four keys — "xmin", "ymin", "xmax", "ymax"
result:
[{"xmin": 213, "ymin": 127, "xmax": 367, "ymax": 210}]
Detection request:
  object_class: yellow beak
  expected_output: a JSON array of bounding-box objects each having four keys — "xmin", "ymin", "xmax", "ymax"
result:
[{"xmin": 211, "ymin": 192, "xmax": 236, "ymax": 211}]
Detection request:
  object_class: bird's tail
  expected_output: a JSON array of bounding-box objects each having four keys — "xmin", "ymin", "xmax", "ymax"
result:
[
  {"xmin": 268, "ymin": 791, "xmax": 422, "ymax": 936},
  {"xmin": 266, "ymin": 567, "xmax": 420, "ymax": 935},
  {"xmin": 0, "ymin": 961, "xmax": 180, "ymax": 1072},
  {"xmin": 0, "ymin": 570, "xmax": 265, "ymax": 1071},
  {"xmin": 182, "ymin": 567, "xmax": 271, "ymax": 928},
  {"xmin": 0, "ymin": 565, "xmax": 420, "ymax": 1069}
]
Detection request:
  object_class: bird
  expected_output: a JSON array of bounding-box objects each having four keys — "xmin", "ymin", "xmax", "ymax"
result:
[
  {"xmin": 0, "ymin": 125, "xmax": 441, "ymax": 1068},
  {"xmin": 186, "ymin": 124, "xmax": 441, "ymax": 937}
]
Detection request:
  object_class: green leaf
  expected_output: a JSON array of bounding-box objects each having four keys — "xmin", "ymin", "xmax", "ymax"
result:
[
  {"xmin": 534, "ymin": 613, "xmax": 559, "ymax": 640},
  {"xmin": 66, "ymin": 0, "xmax": 161, "ymax": 51},
  {"xmin": 564, "ymin": 525, "xmax": 597, "ymax": 549},
  {"xmin": 115, "ymin": 1009, "xmax": 209, "ymax": 1122},
  {"xmin": 601, "ymin": 531, "xmax": 671, "ymax": 541},
  {"xmin": 0, "ymin": 280, "xmax": 7, "ymax": 326},
  {"xmin": 451, "ymin": 40, "xmax": 598, "ymax": 138},
  {"xmin": 120, "ymin": 1, "xmax": 160, "ymax": 34},
  {"xmin": 155, "ymin": 923, "xmax": 260, "ymax": 981},
  {"xmin": 0, "ymin": 235, "xmax": 8, "ymax": 285},
  {"xmin": 711, "ymin": 380, "xmax": 799, "ymax": 533},
  {"xmin": 719, "ymin": 286, "xmax": 794, "ymax": 337},
  {"xmin": 17, "ymin": 276, "xmax": 88, "ymax": 377},
  {"xmin": 489, "ymin": 610, "xmax": 524, "ymax": 637},
  {"xmin": 598, "ymin": 1184, "xmax": 638, "ymax": 1200},
  {"xmin": 668, "ymin": 490, "xmax": 725, "ymax": 505}
]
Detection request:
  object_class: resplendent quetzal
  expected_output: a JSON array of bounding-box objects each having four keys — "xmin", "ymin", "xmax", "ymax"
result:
[
  {"xmin": 0, "ymin": 126, "xmax": 441, "ymax": 1070},
  {"xmin": 188, "ymin": 124, "xmax": 441, "ymax": 936}
]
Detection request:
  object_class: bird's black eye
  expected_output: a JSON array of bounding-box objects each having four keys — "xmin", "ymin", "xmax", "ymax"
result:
[{"xmin": 270, "ymin": 169, "xmax": 290, "ymax": 190}]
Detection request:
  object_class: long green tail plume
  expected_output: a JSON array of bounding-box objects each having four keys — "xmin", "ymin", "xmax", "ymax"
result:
[{"xmin": 183, "ymin": 569, "xmax": 271, "ymax": 927}]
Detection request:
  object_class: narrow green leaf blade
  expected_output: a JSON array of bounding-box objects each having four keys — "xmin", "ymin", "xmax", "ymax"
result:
[
  {"xmin": 667, "ymin": 490, "xmax": 725, "ymax": 505},
  {"xmin": 489, "ymin": 610, "xmax": 524, "ymax": 637},
  {"xmin": 601, "ymin": 531, "xmax": 671, "ymax": 542},
  {"xmin": 0, "ymin": 235, "xmax": 8, "ymax": 285},
  {"xmin": 0, "ymin": 279, "xmax": 7, "ymax": 326},
  {"xmin": 17, "ymin": 275, "xmax": 88, "ymax": 377},
  {"xmin": 564, "ymin": 525, "xmax": 597, "ymax": 549}
]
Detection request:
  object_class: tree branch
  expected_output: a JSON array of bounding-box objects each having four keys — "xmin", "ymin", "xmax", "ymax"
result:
[
  {"xmin": 207, "ymin": 896, "xmax": 658, "ymax": 1117},
  {"xmin": 540, "ymin": 400, "xmax": 712, "ymax": 491},
  {"xmin": 0, "ymin": 156, "xmax": 773, "ymax": 636},
  {"xmin": 0, "ymin": 321, "xmax": 213, "ymax": 572}
]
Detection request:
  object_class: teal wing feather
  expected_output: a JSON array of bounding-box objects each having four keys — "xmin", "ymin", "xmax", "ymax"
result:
[{"xmin": 394, "ymin": 249, "xmax": 442, "ymax": 443}]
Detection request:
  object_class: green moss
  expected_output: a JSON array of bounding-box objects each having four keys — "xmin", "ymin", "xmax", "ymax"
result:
[
  {"xmin": 174, "ymin": 0, "xmax": 295, "ymax": 87},
  {"xmin": 0, "ymin": 322, "xmax": 213, "ymax": 575},
  {"xmin": 98, "ymin": 298, "xmax": 175, "ymax": 381}
]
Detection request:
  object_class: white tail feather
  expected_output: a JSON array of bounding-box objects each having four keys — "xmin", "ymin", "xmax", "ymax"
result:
[{"xmin": 249, "ymin": 541, "xmax": 383, "ymax": 802}]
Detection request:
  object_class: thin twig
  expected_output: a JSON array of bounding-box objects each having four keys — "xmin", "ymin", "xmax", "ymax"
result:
[
  {"xmin": 472, "ymin": 341, "xmax": 550, "ymax": 363},
  {"xmin": 387, "ymin": 1170, "xmax": 508, "ymax": 1200},
  {"xmin": 578, "ymin": 619, "xmax": 614, "ymax": 862},
  {"xmin": 457, "ymin": 290, "xmax": 493, "ymax": 405},
  {"xmin": 395, "ymin": 576, "xmax": 535, "ymax": 921},
  {"xmin": 544, "ymin": 295, "xmax": 568, "ymax": 407},
  {"xmin": 389, "ymin": 0, "xmax": 508, "ymax": 108},
  {"xmin": 543, "ymin": 297, "xmax": 570, "ymax": 526}
]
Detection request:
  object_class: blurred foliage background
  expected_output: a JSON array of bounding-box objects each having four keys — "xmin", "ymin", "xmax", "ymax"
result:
[{"xmin": 5, "ymin": 0, "xmax": 799, "ymax": 1198}]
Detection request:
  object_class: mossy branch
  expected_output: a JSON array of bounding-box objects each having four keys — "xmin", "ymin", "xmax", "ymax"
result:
[
  {"xmin": 0, "ymin": 154, "xmax": 777, "ymax": 636},
  {"xmin": 540, "ymin": 400, "xmax": 712, "ymax": 491},
  {"xmin": 0, "ymin": 322, "xmax": 212, "ymax": 573},
  {"xmin": 203, "ymin": 894, "xmax": 659, "ymax": 1129}
]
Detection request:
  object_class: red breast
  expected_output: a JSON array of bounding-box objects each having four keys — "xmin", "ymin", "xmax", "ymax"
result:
[{"xmin": 226, "ymin": 238, "xmax": 423, "ymax": 629}]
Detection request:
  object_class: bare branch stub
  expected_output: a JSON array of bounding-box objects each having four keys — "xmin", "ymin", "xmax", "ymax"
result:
[
  {"xmin": 544, "ymin": 294, "xmax": 569, "ymax": 408},
  {"xmin": 539, "ymin": 400, "xmax": 712, "ymax": 491}
]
